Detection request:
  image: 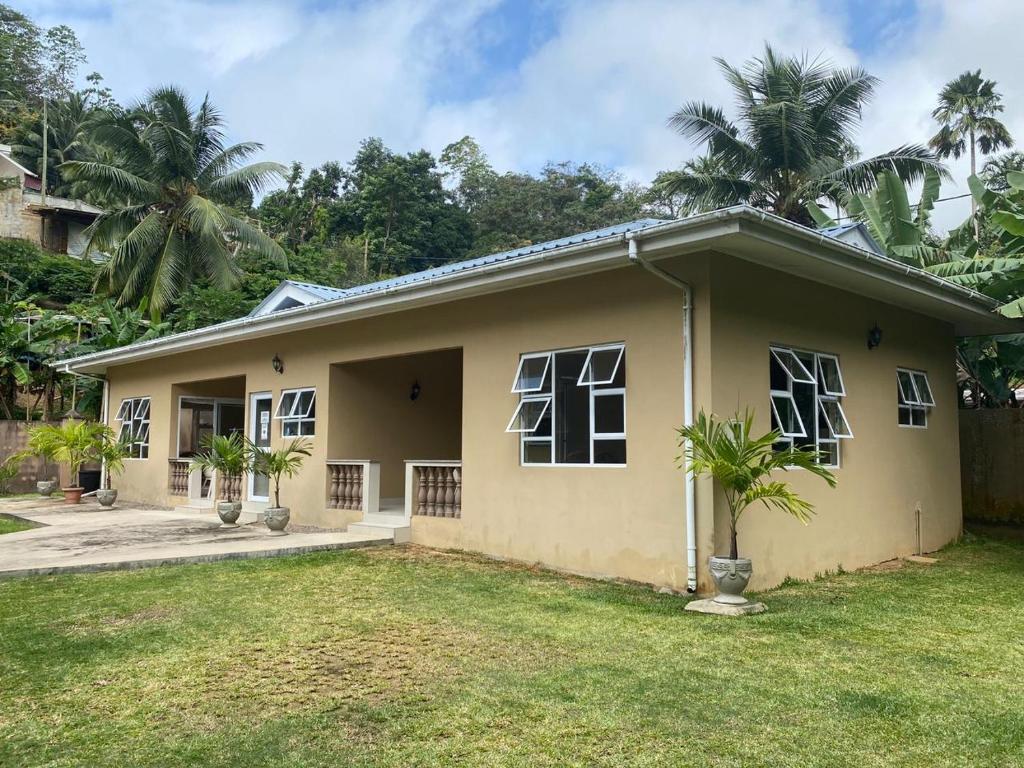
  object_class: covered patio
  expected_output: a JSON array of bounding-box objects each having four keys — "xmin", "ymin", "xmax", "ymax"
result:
[{"xmin": 324, "ymin": 347, "xmax": 463, "ymax": 534}]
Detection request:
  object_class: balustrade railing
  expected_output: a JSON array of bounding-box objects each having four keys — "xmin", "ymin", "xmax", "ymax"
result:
[
  {"xmin": 168, "ymin": 459, "xmax": 190, "ymax": 496},
  {"xmin": 326, "ymin": 461, "xmax": 380, "ymax": 514},
  {"xmin": 221, "ymin": 472, "xmax": 243, "ymax": 502},
  {"xmin": 405, "ymin": 461, "xmax": 461, "ymax": 518}
]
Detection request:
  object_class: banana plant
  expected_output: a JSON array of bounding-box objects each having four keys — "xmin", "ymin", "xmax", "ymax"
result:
[
  {"xmin": 808, "ymin": 167, "xmax": 943, "ymax": 267},
  {"xmin": 927, "ymin": 171, "xmax": 1024, "ymax": 317}
]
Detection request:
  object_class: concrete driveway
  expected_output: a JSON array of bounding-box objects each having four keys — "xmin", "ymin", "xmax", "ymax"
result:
[{"xmin": 0, "ymin": 497, "xmax": 391, "ymax": 578}]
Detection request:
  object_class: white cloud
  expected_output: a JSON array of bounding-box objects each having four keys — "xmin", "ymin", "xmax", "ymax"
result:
[{"xmin": 15, "ymin": 0, "xmax": 1024, "ymax": 234}]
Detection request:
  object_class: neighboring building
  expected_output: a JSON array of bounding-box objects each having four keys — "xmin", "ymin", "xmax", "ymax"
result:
[
  {"xmin": 0, "ymin": 144, "xmax": 102, "ymax": 258},
  {"xmin": 54, "ymin": 207, "xmax": 1017, "ymax": 592}
]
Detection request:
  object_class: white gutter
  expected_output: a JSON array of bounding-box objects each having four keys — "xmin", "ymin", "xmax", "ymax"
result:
[{"xmin": 627, "ymin": 233, "xmax": 697, "ymax": 593}]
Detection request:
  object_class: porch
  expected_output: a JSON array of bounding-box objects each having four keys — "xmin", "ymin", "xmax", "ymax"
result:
[
  {"xmin": 161, "ymin": 349, "xmax": 464, "ymax": 538},
  {"xmin": 323, "ymin": 347, "xmax": 463, "ymax": 539}
]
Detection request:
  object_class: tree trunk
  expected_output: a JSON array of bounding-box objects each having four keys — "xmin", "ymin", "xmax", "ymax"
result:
[
  {"xmin": 729, "ymin": 524, "xmax": 739, "ymax": 560},
  {"xmin": 970, "ymin": 127, "xmax": 979, "ymax": 240}
]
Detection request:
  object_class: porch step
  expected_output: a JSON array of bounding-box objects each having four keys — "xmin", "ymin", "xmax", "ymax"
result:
[{"xmin": 347, "ymin": 520, "xmax": 411, "ymax": 544}]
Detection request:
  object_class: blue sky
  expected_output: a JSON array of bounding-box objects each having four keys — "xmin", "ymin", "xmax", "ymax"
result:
[{"xmin": 15, "ymin": 0, "xmax": 1024, "ymax": 232}]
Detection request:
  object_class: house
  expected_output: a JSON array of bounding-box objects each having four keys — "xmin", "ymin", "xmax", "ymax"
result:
[
  {"xmin": 53, "ymin": 206, "xmax": 1016, "ymax": 592},
  {"xmin": 0, "ymin": 144, "xmax": 102, "ymax": 257}
]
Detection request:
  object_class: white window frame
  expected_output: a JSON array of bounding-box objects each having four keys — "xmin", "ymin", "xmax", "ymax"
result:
[
  {"xmin": 115, "ymin": 396, "xmax": 151, "ymax": 459},
  {"xmin": 511, "ymin": 353, "xmax": 552, "ymax": 394},
  {"xmin": 505, "ymin": 396, "xmax": 552, "ymax": 433},
  {"xmin": 509, "ymin": 343, "xmax": 627, "ymax": 467},
  {"xmin": 274, "ymin": 387, "xmax": 316, "ymax": 437},
  {"xmin": 897, "ymin": 368, "xmax": 933, "ymax": 428},
  {"xmin": 770, "ymin": 346, "xmax": 851, "ymax": 468},
  {"xmin": 577, "ymin": 344, "xmax": 625, "ymax": 386}
]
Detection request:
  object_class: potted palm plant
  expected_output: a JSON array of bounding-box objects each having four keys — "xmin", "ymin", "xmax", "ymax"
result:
[
  {"xmin": 249, "ymin": 439, "xmax": 311, "ymax": 535},
  {"xmin": 23, "ymin": 430, "xmax": 59, "ymax": 497},
  {"xmin": 26, "ymin": 420, "xmax": 106, "ymax": 504},
  {"xmin": 95, "ymin": 430, "xmax": 131, "ymax": 507},
  {"xmin": 191, "ymin": 433, "xmax": 249, "ymax": 527},
  {"xmin": 678, "ymin": 410, "xmax": 836, "ymax": 605}
]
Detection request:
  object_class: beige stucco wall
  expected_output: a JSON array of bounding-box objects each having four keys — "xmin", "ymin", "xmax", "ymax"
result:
[
  {"xmin": 102, "ymin": 249, "xmax": 962, "ymax": 592},
  {"xmin": 105, "ymin": 261, "xmax": 696, "ymax": 588},
  {"xmin": 704, "ymin": 255, "xmax": 962, "ymax": 589}
]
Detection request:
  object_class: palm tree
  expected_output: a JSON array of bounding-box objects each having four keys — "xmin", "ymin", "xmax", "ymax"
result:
[
  {"xmin": 665, "ymin": 45, "xmax": 942, "ymax": 225},
  {"xmin": 678, "ymin": 410, "xmax": 835, "ymax": 560},
  {"xmin": 62, "ymin": 86, "xmax": 287, "ymax": 319},
  {"xmin": 930, "ymin": 70, "xmax": 1014, "ymax": 236}
]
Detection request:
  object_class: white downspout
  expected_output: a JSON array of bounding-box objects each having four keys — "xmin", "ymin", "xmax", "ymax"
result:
[{"xmin": 626, "ymin": 234, "xmax": 697, "ymax": 592}]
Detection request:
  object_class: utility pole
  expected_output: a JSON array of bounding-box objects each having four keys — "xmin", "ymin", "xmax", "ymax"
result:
[{"xmin": 40, "ymin": 98, "xmax": 48, "ymax": 206}]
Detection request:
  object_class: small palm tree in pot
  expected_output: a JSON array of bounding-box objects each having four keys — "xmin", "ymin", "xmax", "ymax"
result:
[
  {"xmin": 191, "ymin": 433, "xmax": 250, "ymax": 527},
  {"xmin": 678, "ymin": 410, "xmax": 836, "ymax": 605},
  {"xmin": 249, "ymin": 439, "xmax": 311, "ymax": 535},
  {"xmin": 26, "ymin": 421, "xmax": 106, "ymax": 504},
  {"xmin": 95, "ymin": 429, "xmax": 131, "ymax": 507}
]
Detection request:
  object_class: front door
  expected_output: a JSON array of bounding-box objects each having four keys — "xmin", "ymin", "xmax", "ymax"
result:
[{"xmin": 249, "ymin": 393, "xmax": 272, "ymax": 501}]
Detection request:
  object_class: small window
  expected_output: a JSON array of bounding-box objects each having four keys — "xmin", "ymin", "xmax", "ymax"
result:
[
  {"xmin": 506, "ymin": 397, "xmax": 551, "ymax": 433},
  {"xmin": 816, "ymin": 354, "xmax": 846, "ymax": 396},
  {"xmin": 511, "ymin": 353, "xmax": 552, "ymax": 393},
  {"xmin": 116, "ymin": 397, "xmax": 151, "ymax": 459},
  {"xmin": 770, "ymin": 393, "xmax": 807, "ymax": 438},
  {"xmin": 275, "ymin": 387, "xmax": 316, "ymax": 437},
  {"xmin": 509, "ymin": 343, "xmax": 627, "ymax": 465},
  {"xmin": 898, "ymin": 368, "xmax": 933, "ymax": 427},
  {"xmin": 577, "ymin": 344, "xmax": 624, "ymax": 386},
  {"xmin": 770, "ymin": 347, "xmax": 815, "ymax": 384}
]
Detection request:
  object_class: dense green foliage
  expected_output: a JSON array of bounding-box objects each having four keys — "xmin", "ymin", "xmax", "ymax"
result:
[{"xmin": 0, "ymin": 538, "xmax": 1022, "ymax": 766}]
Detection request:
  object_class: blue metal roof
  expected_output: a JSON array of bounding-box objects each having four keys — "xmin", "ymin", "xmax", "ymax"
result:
[
  {"xmin": 277, "ymin": 218, "xmax": 668, "ymax": 307},
  {"xmin": 818, "ymin": 223, "xmax": 860, "ymax": 237}
]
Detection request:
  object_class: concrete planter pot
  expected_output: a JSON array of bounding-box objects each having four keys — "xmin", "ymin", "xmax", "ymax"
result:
[
  {"xmin": 264, "ymin": 506, "xmax": 290, "ymax": 535},
  {"xmin": 709, "ymin": 556, "xmax": 753, "ymax": 605},
  {"xmin": 37, "ymin": 480, "xmax": 58, "ymax": 497},
  {"xmin": 62, "ymin": 487, "xmax": 85, "ymax": 505},
  {"xmin": 218, "ymin": 500, "xmax": 242, "ymax": 527},
  {"xmin": 96, "ymin": 489, "xmax": 118, "ymax": 507}
]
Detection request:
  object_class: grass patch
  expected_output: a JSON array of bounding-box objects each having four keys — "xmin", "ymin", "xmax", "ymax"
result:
[
  {"xmin": 1, "ymin": 537, "xmax": 1022, "ymax": 766},
  {"xmin": 0, "ymin": 515, "xmax": 34, "ymax": 535}
]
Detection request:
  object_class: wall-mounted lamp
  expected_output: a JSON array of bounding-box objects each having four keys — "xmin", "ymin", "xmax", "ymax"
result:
[
  {"xmin": 867, "ymin": 324, "xmax": 883, "ymax": 350},
  {"xmin": 272, "ymin": 354, "xmax": 284, "ymax": 374},
  {"xmin": 409, "ymin": 380, "xmax": 421, "ymax": 401}
]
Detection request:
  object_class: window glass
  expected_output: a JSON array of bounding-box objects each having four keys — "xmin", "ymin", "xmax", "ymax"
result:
[
  {"xmin": 593, "ymin": 391, "xmax": 625, "ymax": 436},
  {"xmin": 593, "ymin": 439, "xmax": 626, "ymax": 465},
  {"xmin": 818, "ymin": 398, "xmax": 853, "ymax": 438},
  {"xmin": 897, "ymin": 368, "xmax": 932, "ymax": 427},
  {"xmin": 523, "ymin": 440, "xmax": 553, "ymax": 464},
  {"xmin": 116, "ymin": 397, "xmax": 151, "ymax": 459},
  {"xmin": 911, "ymin": 372, "xmax": 934, "ymax": 406},
  {"xmin": 512, "ymin": 354, "xmax": 551, "ymax": 393},
  {"xmin": 506, "ymin": 398, "xmax": 552, "ymax": 433},
  {"xmin": 275, "ymin": 388, "xmax": 316, "ymax": 437},
  {"xmin": 555, "ymin": 351, "xmax": 590, "ymax": 463},
  {"xmin": 771, "ymin": 347, "xmax": 815, "ymax": 384},
  {"xmin": 578, "ymin": 345, "xmax": 624, "ymax": 386},
  {"xmin": 770, "ymin": 394, "xmax": 807, "ymax": 438},
  {"xmin": 817, "ymin": 354, "xmax": 845, "ymax": 396}
]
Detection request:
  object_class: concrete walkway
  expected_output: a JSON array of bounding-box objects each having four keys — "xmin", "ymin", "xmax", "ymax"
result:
[{"xmin": 0, "ymin": 497, "xmax": 392, "ymax": 578}]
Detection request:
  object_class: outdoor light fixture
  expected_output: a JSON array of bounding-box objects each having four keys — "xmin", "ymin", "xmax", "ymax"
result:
[
  {"xmin": 410, "ymin": 380, "xmax": 421, "ymax": 401},
  {"xmin": 272, "ymin": 354, "xmax": 284, "ymax": 374},
  {"xmin": 867, "ymin": 324, "xmax": 883, "ymax": 350}
]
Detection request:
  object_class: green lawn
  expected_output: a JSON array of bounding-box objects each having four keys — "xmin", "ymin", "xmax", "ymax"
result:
[
  {"xmin": 0, "ymin": 536, "xmax": 1022, "ymax": 767},
  {"xmin": 0, "ymin": 515, "xmax": 34, "ymax": 535}
]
